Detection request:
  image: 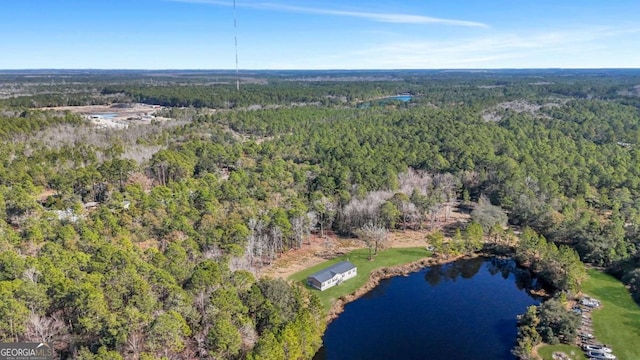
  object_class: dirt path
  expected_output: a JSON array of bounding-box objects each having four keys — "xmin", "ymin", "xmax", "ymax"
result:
[
  {"xmin": 259, "ymin": 232, "xmax": 361, "ymax": 279},
  {"xmin": 259, "ymin": 227, "xmax": 474, "ymax": 321},
  {"xmin": 260, "ymin": 203, "xmax": 470, "ymax": 279},
  {"xmin": 260, "ymin": 229, "xmax": 460, "ymax": 279}
]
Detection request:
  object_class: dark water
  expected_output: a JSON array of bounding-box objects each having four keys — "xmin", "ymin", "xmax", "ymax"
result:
[{"xmin": 314, "ymin": 257, "xmax": 540, "ymax": 360}]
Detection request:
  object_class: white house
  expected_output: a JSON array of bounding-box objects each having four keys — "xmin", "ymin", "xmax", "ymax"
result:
[{"xmin": 307, "ymin": 261, "xmax": 357, "ymax": 291}]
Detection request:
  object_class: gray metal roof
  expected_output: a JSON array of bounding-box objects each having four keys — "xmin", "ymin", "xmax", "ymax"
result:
[{"xmin": 307, "ymin": 261, "xmax": 356, "ymax": 283}]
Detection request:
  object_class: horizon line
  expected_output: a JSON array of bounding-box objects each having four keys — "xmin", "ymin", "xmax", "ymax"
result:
[{"xmin": 2, "ymin": 67, "xmax": 640, "ymax": 72}]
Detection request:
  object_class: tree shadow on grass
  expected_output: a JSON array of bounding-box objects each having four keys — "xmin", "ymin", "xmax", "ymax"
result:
[
  {"xmin": 390, "ymin": 247, "xmax": 428, "ymax": 258},
  {"xmin": 623, "ymin": 318, "xmax": 640, "ymax": 337}
]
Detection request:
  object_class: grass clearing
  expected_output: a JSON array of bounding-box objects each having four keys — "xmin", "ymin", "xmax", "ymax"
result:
[
  {"xmin": 537, "ymin": 344, "xmax": 586, "ymax": 360},
  {"xmin": 581, "ymin": 269, "xmax": 640, "ymax": 360},
  {"xmin": 288, "ymin": 247, "xmax": 430, "ymax": 311}
]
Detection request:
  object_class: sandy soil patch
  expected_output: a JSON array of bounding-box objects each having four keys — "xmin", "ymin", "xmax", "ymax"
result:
[
  {"xmin": 481, "ymin": 100, "xmax": 562, "ymax": 122},
  {"xmin": 36, "ymin": 189, "xmax": 57, "ymax": 202},
  {"xmin": 261, "ymin": 228, "xmax": 466, "ymax": 280},
  {"xmin": 258, "ymin": 225, "xmax": 477, "ymax": 322},
  {"xmin": 41, "ymin": 103, "xmax": 171, "ymax": 129},
  {"xmin": 261, "ymin": 204, "xmax": 470, "ymax": 279},
  {"xmin": 260, "ymin": 232, "xmax": 362, "ymax": 279}
]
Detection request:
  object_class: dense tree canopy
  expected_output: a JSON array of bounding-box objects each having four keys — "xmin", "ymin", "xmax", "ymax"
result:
[{"xmin": 2, "ymin": 69, "xmax": 640, "ymax": 358}]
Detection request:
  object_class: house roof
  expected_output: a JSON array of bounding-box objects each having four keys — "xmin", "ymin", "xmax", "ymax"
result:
[{"xmin": 307, "ymin": 261, "xmax": 356, "ymax": 283}]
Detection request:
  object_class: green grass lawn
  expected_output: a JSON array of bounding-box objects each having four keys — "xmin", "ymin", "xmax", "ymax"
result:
[
  {"xmin": 537, "ymin": 344, "xmax": 586, "ymax": 360},
  {"xmin": 581, "ymin": 269, "xmax": 640, "ymax": 360},
  {"xmin": 288, "ymin": 247, "xmax": 431, "ymax": 311}
]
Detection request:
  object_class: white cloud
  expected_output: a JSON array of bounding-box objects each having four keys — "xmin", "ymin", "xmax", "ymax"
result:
[
  {"xmin": 168, "ymin": 0, "xmax": 489, "ymax": 27},
  {"xmin": 341, "ymin": 26, "xmax": 640, "ymax": 69}
]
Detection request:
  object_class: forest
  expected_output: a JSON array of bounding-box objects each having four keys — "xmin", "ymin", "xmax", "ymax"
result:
[{"xmin": 1, "ymin": 69, "xmax": 640, "ymax": 359}]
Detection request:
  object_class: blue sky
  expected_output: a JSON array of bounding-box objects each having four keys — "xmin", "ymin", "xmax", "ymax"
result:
[{"xmin": 1, "ymin": 0, "xmax": 639, "ymax": 69}]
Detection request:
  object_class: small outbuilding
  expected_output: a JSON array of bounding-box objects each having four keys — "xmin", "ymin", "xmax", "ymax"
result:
[{"xmin": 307, "ymin": 261, "xmax": 357, "ymax": 291}]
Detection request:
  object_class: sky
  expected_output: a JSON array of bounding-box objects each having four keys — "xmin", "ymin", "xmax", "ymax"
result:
[{"xmin": 1, "ymin": 0, "xmax": 640, "ymax": 69}]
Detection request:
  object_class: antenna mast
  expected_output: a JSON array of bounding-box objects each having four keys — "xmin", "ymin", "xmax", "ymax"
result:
[{"xmin": 234, "ymin": 0, "xmax": 239, "ymax": 91}]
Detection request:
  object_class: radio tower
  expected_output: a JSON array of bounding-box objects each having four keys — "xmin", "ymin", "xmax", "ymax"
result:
[{"xmin": 234, "ymin": 0, "xmax": 239, "ymax": 91}]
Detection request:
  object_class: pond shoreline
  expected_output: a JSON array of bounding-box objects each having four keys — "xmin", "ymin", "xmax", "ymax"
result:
[
  {"xmin": 326, "ymin": 253, "xmax": 471, "ymax": 322},
  {"xmin": 316, "ymin": 255, "xmax": 543, "ymax": 360},
  {"xmin": 324, "ymin": 249, "xmax": 551, "ymax": 323}
]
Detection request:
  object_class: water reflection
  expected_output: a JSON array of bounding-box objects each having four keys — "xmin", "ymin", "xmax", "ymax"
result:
[
  {"xmin": 423, "ymin": 257, "xmax": 489, "ymax": 285},
  {"xmin": 361, "ymin": 276, "xmax": 394, "ymax": 300},
  {"xmin": 316, "ymin": 257, "xmax": 540, "ymax": 360},
  {"xmin": 423, "ymin": 257, "xmax": 543, "ymax": 296}
]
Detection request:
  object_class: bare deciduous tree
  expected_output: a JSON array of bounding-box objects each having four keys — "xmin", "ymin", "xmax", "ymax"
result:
[
  {"xmin": 194, "ymin": 332, "xmax": 209, "ymax": 359},
  {"xmin": 433, "ymin": 173, "xmax": 460, "ymax": 223},
  {"xmin": 313, "ymin": 197, "xmax": 336, "ymax": 238},
  {"xmin": 337, "ymin": 190, "xmax": 391, "ymax": 234},
  {"xmin": 126, "ymin": 330, "xmax": 145, "ymax": 360},
  {"xmin": 338, "ymin": 170, "xmax": 457, "ymax": 234},
  {"xmin": 399, "ymin": 201, "xmax": 420, "ymax": 230},
  {"xmin": 356, "ymin": 223, "xmax": 388, "ymax": 260},
  {"xmin": 305, "ymin": 212, "xmax": 317, "ymax": 245},
  {"xmin": 23, "ymin": 267, "xmax": 40, "ymax": 284},
  {"xmin": 240, "ymin": 323, "xmax": 258, "ymax": 352},
  {"xmin": 471, "ymin": 195, "xmax": 508, "ymax": 231},
  {"xmin": 25, "ymin": 312, "xmax": 67, "ymax": 343},
  {"xmin": 398, "ymin": 168, "xmax": 433, "ymax": 195}
]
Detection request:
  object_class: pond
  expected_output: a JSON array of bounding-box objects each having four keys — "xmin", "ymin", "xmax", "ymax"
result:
[
  {"xmin": 90, "ymin": 113, "xmax": 118, "ymax": 119},
  {"xmin": 385, "ymin": 94, "xmax": 412, "ymax": 102},
  {"xmin": 357, "ymin": 95, "xmax": 413, "ymax": 108},
  {"xmin": 314, "ymin": 257, "xmax": 541, "ymax": 360}
]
